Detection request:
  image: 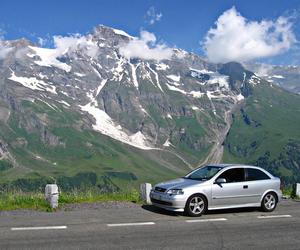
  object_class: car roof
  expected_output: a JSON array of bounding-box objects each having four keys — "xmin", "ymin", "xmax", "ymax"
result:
[{"xmin": 206, "ymin": 164, "xmax": 261, "ymax": 169}]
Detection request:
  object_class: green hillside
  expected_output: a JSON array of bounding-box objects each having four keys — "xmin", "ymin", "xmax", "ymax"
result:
[
  {"xmin": 223, "ymin": 80, "xmax": 300, "ymax": 183},
  {"xmin": 0, "ymin": 99, "xmax": 193, "ymax": 192}
]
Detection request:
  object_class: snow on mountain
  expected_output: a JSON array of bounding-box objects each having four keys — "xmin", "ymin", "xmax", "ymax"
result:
[
  {"xmin": 2, "ymin": 25, "xmax": 257, "ymax": 154},
  {"xmin": 112, "ymin": 28, "xmax": 134, "ymax": 38},
  {"xmin": 167, "ymin": 74, "xmax": 180, "ymax": 82},
  {"xmin": 9, "ymin": 70, "xmax": 57, "ymax": 94},
  {"xmin": 271, "ymin": 75, "xmax": 284, "ymax": 79},
  {"xmin": 156, "ymin": 63, "xmax": 169, "ymax": 71},
  {"xmin": 80, "ymin": 89, "xmax": 152, "ymax": 150},
  {"xmin": 28, "ymin": 46, "xmax": 72, "ymax": 72}
]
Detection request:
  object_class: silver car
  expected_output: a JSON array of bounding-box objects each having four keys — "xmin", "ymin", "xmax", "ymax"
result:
[{"xmin": 150, "ymin": 164, "xmax": 282, "ymax": 216}]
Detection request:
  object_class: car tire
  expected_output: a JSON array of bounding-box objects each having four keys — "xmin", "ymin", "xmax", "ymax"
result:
[
  {"xmin": 261, "ymin": 192, "xmax": 277, "ymax": 212},
  {"xmin": 185, "ymin": 194, "xmax": 207, "ymax": 217}
]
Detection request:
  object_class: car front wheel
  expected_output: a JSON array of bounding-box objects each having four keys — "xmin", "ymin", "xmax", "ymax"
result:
[
  {"xmin": 185, "ymin": 194, "xmax": 207, "ymax": 217},
  {"xmin": 261, "ymin": 192, "xmax": 277, "ymax": 212}
]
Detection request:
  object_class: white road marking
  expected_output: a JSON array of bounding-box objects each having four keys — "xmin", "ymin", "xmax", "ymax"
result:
[
  {"xmin": 11, "ymin": 226, "xmax": 67, "ymax": 231},
  {"xmin": 107, "ymin": 222, "xmax": 155, "ymax": 227},
  {"xmin": 257, "ymin": 215, "xmax": 292, "ymax": 219},
  {"xmin": 186, "ymin": 218, "xmax": 228, "ymax": 223}
]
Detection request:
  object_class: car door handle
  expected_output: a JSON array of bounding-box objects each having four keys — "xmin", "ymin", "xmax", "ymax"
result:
[{"xmin": 243, "ymin": 185, "xmax": 248, "ymax": 189}]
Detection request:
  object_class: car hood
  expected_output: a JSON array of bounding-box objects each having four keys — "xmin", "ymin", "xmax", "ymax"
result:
[{"xmin": 154, "ymin": 178, "xmax": 204, "ymax": 190}]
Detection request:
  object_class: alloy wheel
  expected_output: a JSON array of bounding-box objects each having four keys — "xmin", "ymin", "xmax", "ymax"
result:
[{"xmin": 189, "ymin": 196, "xmax": 205, "ymax": 215}]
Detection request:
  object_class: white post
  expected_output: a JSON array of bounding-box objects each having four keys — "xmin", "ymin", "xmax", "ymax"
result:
[
  {"xmin": 45, "ymin": 184, "xmax": 59, "ymax": 209},
  {"xmin": 140, "ymin": 183, "xmax": 152, "ymax": 204},
  {"xmin": 296, "ymin": 183, "xmax": 300, "ymax": 197}
]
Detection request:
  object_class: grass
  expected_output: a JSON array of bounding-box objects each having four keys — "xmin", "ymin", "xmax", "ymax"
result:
[
  {"xmin": 282, "ymin": 186, "xmax": 300, "ymax": 201},
  {"xmin": 59, "ymin": 189, "xmax": 141, "ymax": 204},
  {"xmin": 0, "ymin": 192, "xmax": 51, "ymax": 211},
  {"xmin": 0, "ymin": 189, "xmax": 142, "ymax": 212}
]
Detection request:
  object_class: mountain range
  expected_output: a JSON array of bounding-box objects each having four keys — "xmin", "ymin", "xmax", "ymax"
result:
[{"xmin": 0, "ymin": 25, "xmax": 299, "ymax": 191}]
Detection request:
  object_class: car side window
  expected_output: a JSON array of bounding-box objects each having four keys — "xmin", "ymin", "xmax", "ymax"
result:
[
  {"xmin": 246, "ymin": 168, "xmax": 270, "ymax": 181},
  {"xmin": 218, "ymin": 168, "xmax": 245, "ymax": 183}
]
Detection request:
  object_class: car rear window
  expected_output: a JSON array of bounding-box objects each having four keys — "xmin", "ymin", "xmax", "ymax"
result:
[{"xmin": 246, "ymin": 168, "xmax": 270, "ymax": 181}]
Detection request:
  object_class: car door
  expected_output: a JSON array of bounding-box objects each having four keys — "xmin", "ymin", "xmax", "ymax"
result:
[
  {"xmin": 211, "ymin": 168, "xmax": 248, "ymax": 208},
  {"xmin": 243, "ymin": 167, "xmax": 272, "ymax": 204}
]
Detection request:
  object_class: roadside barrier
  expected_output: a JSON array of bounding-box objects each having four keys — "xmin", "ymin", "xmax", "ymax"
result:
[
  {"xmin": 295, "ymin": 183, "xmax": 300, "ymax": 197},
  {"xmin": 140, "ymin": 183, "xmax": 152, "ymax": 204},
  {"xmin": 45, "ymin": 184, "xmax": 59, "ymax": 209}
]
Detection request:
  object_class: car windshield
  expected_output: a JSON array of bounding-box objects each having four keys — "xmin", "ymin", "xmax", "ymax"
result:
[{"xmin": 184, "ymin": 165, "xmax": 223, "ymax": 181}]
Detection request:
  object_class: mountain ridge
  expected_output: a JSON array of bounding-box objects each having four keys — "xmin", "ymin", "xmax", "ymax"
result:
[{"xmin": 0, "ymin": 25, "xmax": 299, "ymax": 190}]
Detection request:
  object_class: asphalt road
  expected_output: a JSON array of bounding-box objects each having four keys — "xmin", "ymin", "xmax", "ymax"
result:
[{"xmin": 0, "ymin": 199, "xmax": 299, "ymax": 250}]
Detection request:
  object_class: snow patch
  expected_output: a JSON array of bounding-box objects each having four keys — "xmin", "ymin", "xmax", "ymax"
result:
[
  {"xmin": 9, "ymin": 71, "xmax": 57, "ymax": 94},
  {"xmin": 271, "ymin": 75, "xmax": 284, "ymax": 79},
  {"xmin": 167, "ymin": 74, "xmax": 180, "ymax": 82},
  {"xmin": 156, "ymin": 63, "xmax": 169, "ymax": 71},
  {"xmin": 207, "ymin": 75, "xmax": 229, "ymax": 88},
  {"xmin": 139, "ymin": 105, "xmax": 149, "ymax": 116},
  {"xmin": 166, "ymin": 83, "xmax": 186, "ymax": 95},
  {"xmin": 147, "ymin": 64, "xmax": 164, "ymax": 92},
  {"xmin": 38, "ymin": 73, "xmax": 48, "ymax": 79},
  {"xmin": 35, "ymin": 98, "xmax": 58, "ymax": 111},
  {"xmin": 166, "ymin": 113, "xmax": 173, "ymax": 119},
  {"xmin": 189, "ymin": 68, "xmax": 214, "ymax": 74},
  {"xmin": 80, "ymin": 90, "xmax": 152, "ymax": 150},
  {"xmin": 249, "ymin": 75, "xmax": 261, "ymax": 85},
  {"xmin": 112, "ymin": 28, "xmax": 134, "ymax": 38},
  {"xmin": 57, "ymin": 100, "xmax": 70, "ymax": 107},
  {"xmin": 80, "ymin": 102, "xmax": 152, "ymax": 149},
  {"xmin": 235, "ymin": 93, "xmax": 244, "ymax": 101},
  {"xmin": 95, "ymin": 79, "xmax": 108, "ymax": 96},
  {"xmin": 74, "ymin": 72, "xmax": 86, "ymax": 77},
  {"xmin": 130, "ymin": 63, "xmax": 139, "ymax": 89},
  {"xmin": 29, "ymin": 46, "xmax": 71, "ymax": 72},
  {"xmin": 163, "ymin": 138, "xmax": 172, "ymax": 147},
  {"xmin": 189, "ymin": 91, "xmax": 204, "ymax": 98},
  {"xmin": 92, "ymin": 66, "xmax": 102, "ymax": 79},
  {"xmin": 190, "ymin": 68, "xmax": 229, "ymax": 88},
  {"xmin": 166, "ymin": 84, "xmax": 204, "ymax": 98},
  {"xmin": 241, "ymin": 72, "xmax": 246, "ymax": 87}
]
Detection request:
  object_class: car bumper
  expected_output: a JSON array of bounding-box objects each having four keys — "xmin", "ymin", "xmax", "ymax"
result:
[{"xmin": 150, "ymin": 191, "xmax": 186, "ymax": 212}]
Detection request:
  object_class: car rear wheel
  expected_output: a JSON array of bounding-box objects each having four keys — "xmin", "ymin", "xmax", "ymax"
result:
[
  {"xmin": 185, "ymin": 194, "xmax": 207, "ymax": 217},
  {"xmin": 261, "ymin": 192, "xmax": 277, "ymax": 212}
]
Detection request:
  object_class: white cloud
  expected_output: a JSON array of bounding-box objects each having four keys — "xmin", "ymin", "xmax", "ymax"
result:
[
  {"xmin": 0, "ymin": 43, "xmax": 12, "ymax": 59},
  {"xmin": 29, "ymin": 34, "xmax": 100, "ymax": 71},
  {"xmin": 119, "ymin": 30, "xmax": 173, "ymax": 61},
  {"xmin": 15, "ymin": 47, "xmax": 29, "ymax": 59},
  {"xmin": 0, "ymin": 29, "xmax": 12, "ymax": 60},
  {"xmin": 53, "ymin": 34, "xmax": 99, "ymax": 58},
  {"xmin": 38, "ymin": 37, "xmax": 46, "ymax": 47},
  {"xmin": 203, "ymin": 7, "xmax": 297, "ymax": 63},
  {"xmin": 145, "ymin": 7, "xmax": 162, "ymax": 25}
]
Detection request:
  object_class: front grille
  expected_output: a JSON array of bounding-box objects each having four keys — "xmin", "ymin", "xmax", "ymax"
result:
[
  {"xmin": 155, "ymin": 186, "xmax": 166, "ymax": 193},
  {"xmin": 151, "ymin": 198, "xmax": 172, "ymax": 206}
]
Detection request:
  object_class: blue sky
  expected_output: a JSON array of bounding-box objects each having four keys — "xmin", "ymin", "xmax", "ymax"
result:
[{"xmin": 0, "ymin": 0, "xmax": 299, "ymax": 65}]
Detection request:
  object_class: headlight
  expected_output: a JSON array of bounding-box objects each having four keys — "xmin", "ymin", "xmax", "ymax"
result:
[{"xmin": 167, "ymin": 189, "xmax": 184, "ymax": 195}]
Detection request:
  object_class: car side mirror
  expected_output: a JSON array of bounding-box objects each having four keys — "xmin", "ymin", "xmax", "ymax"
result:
[{"xmin": 215, "ymin": 178, "xmax": 227, "ymax": 185}]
